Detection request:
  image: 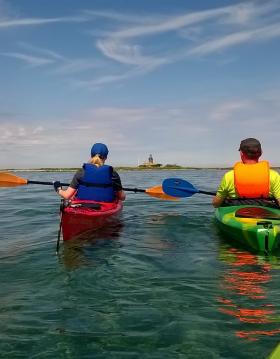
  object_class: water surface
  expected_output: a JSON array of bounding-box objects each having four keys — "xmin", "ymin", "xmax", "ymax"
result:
[{"xmin": 1, "ymin": 170, "xmax": 280, "ymax": 358}]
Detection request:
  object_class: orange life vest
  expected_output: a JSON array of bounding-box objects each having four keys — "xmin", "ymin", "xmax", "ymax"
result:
[{"xmin": 234, "ymin": 161, "xmax": 270, "ymax": 198}]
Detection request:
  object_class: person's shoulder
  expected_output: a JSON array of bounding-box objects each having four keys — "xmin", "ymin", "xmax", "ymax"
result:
[
  {"xmin": 74, "ymin": 167, "xmax": 84, "ymax": 178},
  {"xmin": 224, "ymin": 169, "xmax": 234, "ymax": 178},
  {"xmin": 270, "ymin": 169, "xmax": 280, "ymax": 179},
  {"xmin": 219, "ymin": 169, "xmax": 234, "ymax": 184},
  {"xmin": 112, "ymin": 168, "xmax": 120, "ymax": 177},
  {"xmin": 76, "ymin": 167, "xmax": 84, "ymax": 174}
]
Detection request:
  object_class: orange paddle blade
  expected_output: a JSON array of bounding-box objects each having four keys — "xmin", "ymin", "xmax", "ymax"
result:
[
  {"xmin": 0, "ymin": 172, "xmax": 28, "ymax": 187},
  {"xmin": 145, "ymin": 185, "xmax": 179, "ymax": 200}
]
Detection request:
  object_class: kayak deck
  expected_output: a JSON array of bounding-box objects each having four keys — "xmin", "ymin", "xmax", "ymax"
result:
[
  {"xmin": 215, "ymin": 205, "xmax": 280, "ymax": 253},
  {"xmin": 61, "ymin": 200, "xmax": 123, "ymax": 241}
]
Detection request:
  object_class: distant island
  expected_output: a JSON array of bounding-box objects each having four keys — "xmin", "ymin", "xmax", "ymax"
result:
[
  {"xmin": 2, "ymin": 155, "xmax": 279, "ymax": 172},
  {"xmin": 3, "ymin": 166, "xmax": 280, "ymax": 172},
  {"xmin": 6, "ymin": 165, "xmax": 280, "ymax": 172},
  {"xmin": 2, "ymin": 166, "xmax": 233, "ymax": 172}
]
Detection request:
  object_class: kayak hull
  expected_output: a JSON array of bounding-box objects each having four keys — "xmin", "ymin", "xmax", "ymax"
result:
[
  {"xmin": 215, "ymin": 205, "xmax": 280, "ymax": 253},
  {"xmin": 267, "ymin": 343, "xmax": 280, "ymax": 359},
  {"xmin": 61, "ymin": 200, "xmax": 123, "ymax": 241}
]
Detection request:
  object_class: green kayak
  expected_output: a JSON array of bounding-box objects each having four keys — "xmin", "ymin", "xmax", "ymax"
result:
[
  {"xmin": 215, "ymin": 205, "xmax": 280, "ymax": 253},
  {"xmin": 267, "ymin": 343, "xmax": 280, "ymax": 359}
]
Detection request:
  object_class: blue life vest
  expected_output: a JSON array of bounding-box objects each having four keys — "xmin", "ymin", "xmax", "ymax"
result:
[{"xmin": 76, "ymin": 164, "xmax": 115, "ymax": 202}]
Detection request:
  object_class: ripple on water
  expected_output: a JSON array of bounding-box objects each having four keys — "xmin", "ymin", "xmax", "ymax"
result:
[{"xmin": 1, "ymin": 170, "xmax": 280, "ymax": 358}]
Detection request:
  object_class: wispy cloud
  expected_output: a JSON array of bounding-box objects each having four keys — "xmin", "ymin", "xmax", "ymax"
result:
[
  {"xmin": 96, "ymin": 38, "xmax": 166, "ymax": 66},
  {"xmin": 220, "ymin": 0, "xmax": 280, "ymax": 25},
  {"xmin": 107, "ymin": 6, "xmax": 234, "ymax": 40},
  {"xmin": 2, "ymin": 52, "xmax": 55, "ymax": 66},
  {"xmin": 96, "ymin": 1, "xmax": 280, "ymax": 41},
  {"xmin": 2, "ymin": 43, "xmax": 101, "ymax": 73},
  {"xmin": 18, "ymin": 42, "xmax": 65, "ymax": 60},
  {"xmin": 188, "ymin": 23, "xmax": 280, "ymax": 56},
  {"xmin": 0, "ymin": 122, "xmax": 47, "ymax": 145},
  {"xmin": 1, "ymin": 88, "xmax": 280, "ymax": 167},
  {"xmin": 73, "ymin": 64, "xmax": 160, "ymax": 89},
  {"xmin": 0, "ymin": 16, "xmax": 86, "ymax": 29},
  {"xmin": 1, "ymin": 1, "xmax": 280, "ymax": 89},
  {"xmin": 209, "ymin": 100, "xmax": 252, "ymax": 121},
  {"xmin": 83, "ymin": 9, "xmax": 164, "ymax": 25},
  {"xmin": 51, "ymin": 59, "xmax": 101, "ymax": 75},
  {"xmin": 93, "ymin": 4, "xmax": 235, "ymax": 71},
  {"xmin": 88, "ymin": 1, "xmax": 280, "ymax": 87}
]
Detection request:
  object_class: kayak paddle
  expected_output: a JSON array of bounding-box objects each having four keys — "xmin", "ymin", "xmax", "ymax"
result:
[
  {"xmin": 131, "ymin": 185, "xmax": 178, "ymax": 200},
  {"xmin": 162, "ymin": 178, "xmax": 216, "ymax": 198},
  {"xmin": 0, "ymin": 172, "xmax": 177, "ymax": 200},
  {"xmin": 0, "ymin": 172, "xmax": 69, "ymax": 187}
]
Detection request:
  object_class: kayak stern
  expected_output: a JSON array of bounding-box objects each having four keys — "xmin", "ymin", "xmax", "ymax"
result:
[{"xmin": 215, "ymin": 205, "xmax": 280, "ymax": 253}]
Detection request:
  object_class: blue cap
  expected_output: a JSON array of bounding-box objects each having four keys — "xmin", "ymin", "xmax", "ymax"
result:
[{"xmin": 90, "ymin": 143, "xmax": 109, "ymax": 158}]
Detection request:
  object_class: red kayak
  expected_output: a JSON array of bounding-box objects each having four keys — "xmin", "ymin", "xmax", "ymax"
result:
[{"xmin": 61, "ymin": 199, "xmax": 123, "ymax": 241}]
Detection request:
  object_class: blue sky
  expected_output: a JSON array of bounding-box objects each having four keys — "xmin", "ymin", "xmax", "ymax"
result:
[{"xmin": 0, "ymin": 0, "xmax": 279, "ymax": 168}]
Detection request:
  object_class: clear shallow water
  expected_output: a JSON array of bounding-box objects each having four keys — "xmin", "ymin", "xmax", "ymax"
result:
[{"xmin": 1, "ymin": 170, "xmax": 280, "ymax": 358}]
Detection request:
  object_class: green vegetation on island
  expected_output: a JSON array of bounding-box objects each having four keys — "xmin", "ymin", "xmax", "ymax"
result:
[
  {"xmin": 2, "ymin": 166, "xmax": 280, "ymax": 172},
  {"xmin": 3, "ymin": 165, "xmax": 234, "ymax": 172}
]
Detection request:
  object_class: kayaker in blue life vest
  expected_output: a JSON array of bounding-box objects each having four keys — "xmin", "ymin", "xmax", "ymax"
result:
[
  {"xmin": 212, "ymin": 138, "xmax": 280, "ymax": 208},
  {"xmin": 53, "ymin": 143, "xmax": 126, "ymax": 202}
]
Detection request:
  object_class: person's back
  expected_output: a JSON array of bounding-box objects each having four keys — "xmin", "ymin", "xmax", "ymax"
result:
[
  {"xmin": 54, "ymin": 142, "xmax": 126, "ymax": 202},
  {"xmin": 212, "ymin": 138, "xmax": 280, "ymax": 208},
  {"xmin": 75, "ymin": 162, "xmax": 115, "ymax": 202}
]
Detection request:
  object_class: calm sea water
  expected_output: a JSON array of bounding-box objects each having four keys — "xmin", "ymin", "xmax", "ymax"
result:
[{"xmin": 1, "ymin": 170, "xmax": 280, "ymax": 358}]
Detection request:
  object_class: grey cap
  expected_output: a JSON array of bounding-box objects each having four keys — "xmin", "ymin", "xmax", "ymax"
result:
[{"xmin": 239, "ymin": 138, "xmax": 262, "ymax": 155}]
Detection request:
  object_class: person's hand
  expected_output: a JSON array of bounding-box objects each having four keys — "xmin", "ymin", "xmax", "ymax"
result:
[{"xmin": 53, "ymin": 181, "xmax": 62, "ymax": 193}]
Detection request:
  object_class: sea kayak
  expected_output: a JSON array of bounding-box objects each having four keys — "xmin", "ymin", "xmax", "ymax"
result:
[
  {"xmin": 61, "ymin": 199, "xmax": 123, "ymax": 241},
  {"xmin": 267, "ymin": 343, "xmax": 280, "ymax": 359},
  {"xmin": 215, "ymin": 205, "xmax": 280, "ymax": 253}
]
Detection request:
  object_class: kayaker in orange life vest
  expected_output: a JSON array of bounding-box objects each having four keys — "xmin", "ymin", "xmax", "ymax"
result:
[
  {"xmin": 212, "ymin": 138, "xmax": 280, "ymax": 208},
  {"xmin": 53, "ymin": 143, "xmax": 126, "ymax": 202}
]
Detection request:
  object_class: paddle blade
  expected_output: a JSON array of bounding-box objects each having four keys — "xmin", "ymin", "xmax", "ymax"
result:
[
  {"xmin": 162, "ymin": 178, "xmax": 199, "ymax": 198},
  {"xmin": 0, "ymin": 172, "xmax": 28, "ymax": 187},
  {"xmin": 145, "ymin": 185, "xmax": 179, "ymax": 200}
]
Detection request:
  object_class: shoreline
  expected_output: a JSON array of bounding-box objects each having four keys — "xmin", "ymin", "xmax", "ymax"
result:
[{"xmin": 2, "ymin": 166, "xmax": 280, "ymax": 172}]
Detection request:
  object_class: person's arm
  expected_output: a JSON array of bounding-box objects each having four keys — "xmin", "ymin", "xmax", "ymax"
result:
[
  {"xmin": 56, "ymin": 186, "xmax": 77, "ymax": 200},
  {"xmin": 53, "ymin": 169, "xmax": 83, "ymax": 200},
  {"xmin": 112, "ymin": 170, "xmax": 126, "ymax": 201},
  {"xmin": 212, "ymin": 173, "xmax": 230, "ymax": 208},
  {"xmin": 116, "ymin": 190, "xmax": 126, "ymax": 201},
  {"xmin": 212, "ymin": 195, "xmax": 225, "ymax": 208},
  {"xmin": 270, "ymin": 170, "xmax": 280, "ymax": 207}
]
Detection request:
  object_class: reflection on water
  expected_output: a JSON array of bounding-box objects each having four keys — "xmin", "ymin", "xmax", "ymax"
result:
[
  {"xmin": 60, "ymin": 222, "xmax": 124, "ymax": 269},
  {"xmin": 218, "ymin": 247, "xmax": 280, "ymax": 341},
  {"xmin": 2, "ymin": 170, "xmax": 280, "ymax": 358}
]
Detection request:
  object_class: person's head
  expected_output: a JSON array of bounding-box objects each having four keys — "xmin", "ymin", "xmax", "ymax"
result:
[
  {"xmin": 239, "ymin": 138, "xmax": 262, "ymax": 162},
  {"xmin": 89, "ymin": 142, "xmax": 109, "ymax": 167}
]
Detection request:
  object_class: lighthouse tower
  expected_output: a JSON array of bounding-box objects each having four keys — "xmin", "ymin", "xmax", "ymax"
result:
[{"xmin": 148, "ymin": 154, "xmax": 153, "ymax": 164}]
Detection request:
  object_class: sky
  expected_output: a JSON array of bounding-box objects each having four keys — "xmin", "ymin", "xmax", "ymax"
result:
[{"xmin": 0, "ymin": 0, "xmax": 280, "ymax": 168}]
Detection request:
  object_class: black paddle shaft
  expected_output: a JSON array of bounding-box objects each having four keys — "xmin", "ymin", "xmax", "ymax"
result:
[
  {"xmin": 27, "ymin": 180, "xmax": 146, "ymax": 193},
  {"xmin": 122, "ymin": 187, "xmax": 145, "ymax": 193},
  {"xmin": 198, "ymin": 189, "xmax": 216, "ymax": 196},
  {"xmin": 27, "ymin": 180, "xmax": 69, "ymax": 186}
]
